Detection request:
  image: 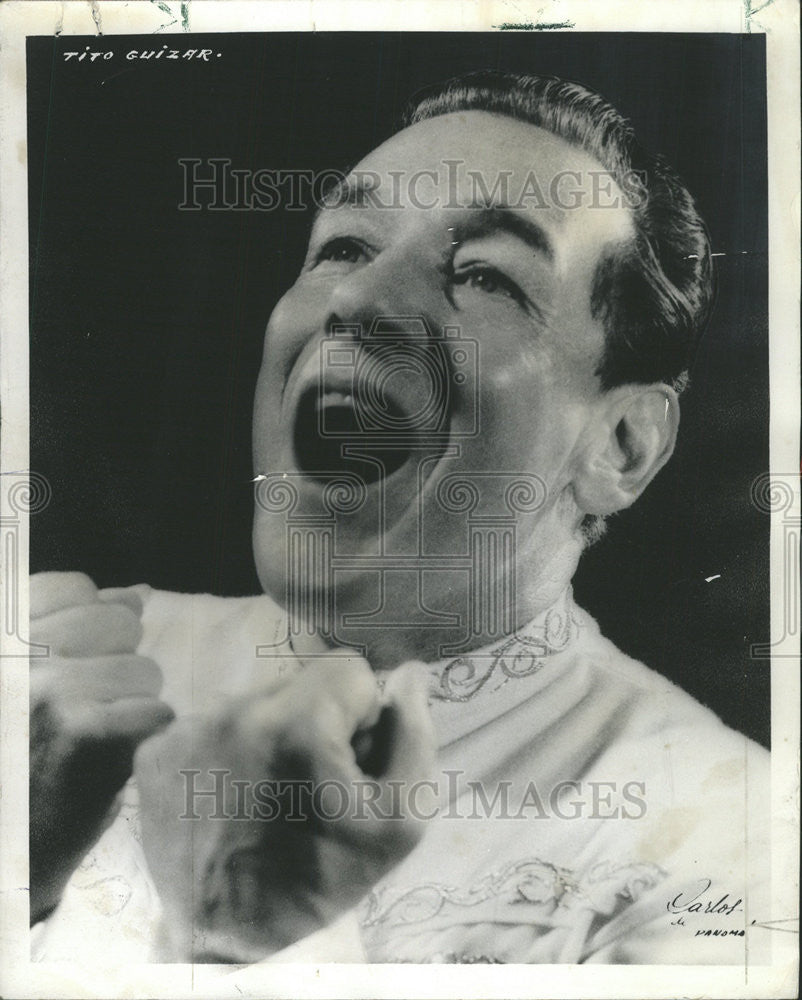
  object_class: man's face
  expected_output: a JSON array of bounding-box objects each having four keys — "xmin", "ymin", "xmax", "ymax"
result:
[{"xmin": 252, "ymin": 111, "xmax": 634, "ymax": 663}]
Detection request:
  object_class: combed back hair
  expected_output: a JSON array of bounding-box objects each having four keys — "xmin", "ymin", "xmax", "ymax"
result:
[{"xmin": 403, "ymin": 70, "xmax": 714, "ymax": 393}]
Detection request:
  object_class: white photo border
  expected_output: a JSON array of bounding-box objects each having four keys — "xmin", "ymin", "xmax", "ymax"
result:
[{"xmin": 1, "ymin": 2, "xmax": 798, "ymax": 997}]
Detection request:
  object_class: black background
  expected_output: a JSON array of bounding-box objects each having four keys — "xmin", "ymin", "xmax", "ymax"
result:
[{"xmin": 28, "ymin": 32, "xmax": 770, "ymax": 746}]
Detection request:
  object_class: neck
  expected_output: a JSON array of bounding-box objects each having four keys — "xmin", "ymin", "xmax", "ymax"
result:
[{"xmin": 290, "ymin": 532, "xmax": 584, "ymax": 671}]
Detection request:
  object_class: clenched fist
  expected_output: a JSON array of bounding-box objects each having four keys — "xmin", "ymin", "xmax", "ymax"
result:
[
  {"xmin": 135, "ymin": 653, "xmax": 436, "ymax": 962},
  {"xmin": 29, "ymin": 572, "xmax": 174, "ymax": 924}
]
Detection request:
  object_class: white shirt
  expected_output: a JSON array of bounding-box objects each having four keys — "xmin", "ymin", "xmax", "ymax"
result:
[{"xmin": 33, "ymin": 585, "xmax": 770, "ymax": 965}]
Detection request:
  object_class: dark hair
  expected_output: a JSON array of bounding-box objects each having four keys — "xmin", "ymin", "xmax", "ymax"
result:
[{"xmin": 403, "ymin": 71, "xmax": 714, "ymax": 391}]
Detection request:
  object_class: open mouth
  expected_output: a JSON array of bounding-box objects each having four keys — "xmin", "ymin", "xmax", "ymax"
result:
[{"xmin": 292, "ymin": 387, "xmax": 415, "ymax": 485}]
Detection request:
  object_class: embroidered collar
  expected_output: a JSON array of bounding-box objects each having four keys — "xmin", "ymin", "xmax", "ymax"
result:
[
  {"xmin": 422, "ymin": 587, "xmax": 582, "ymax": 703},
  {"xmin": 287, "ymin": 588, "xmax": 583, "ymax": 705}
]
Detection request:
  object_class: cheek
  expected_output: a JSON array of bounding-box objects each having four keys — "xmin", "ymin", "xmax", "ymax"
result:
[
  {"xmin": 547, "ymin": 282, "xmax": 607, "ymax": 392},
  {"xmin": 253, "ymin": 297, "xmax": 300, "ymax": 459},
  {"xmin": 474, "ymin": 330, "xmax": 554, "ymax": 425},
  {"xmin": 254, "ymin": 283, "xmax": 325, "ymax": 409},
  {"xmin": 263, "ymin": 284, "xmax": 319, "ymax": 361},
  {"xmin": 469, "ymin": 336, "xmax": 588, "ymax": 476}
]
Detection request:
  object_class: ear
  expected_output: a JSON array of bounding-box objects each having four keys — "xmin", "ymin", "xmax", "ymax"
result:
[{"xmin": 572, "ymin": 385, "xmax": 680, "ymax": 517}]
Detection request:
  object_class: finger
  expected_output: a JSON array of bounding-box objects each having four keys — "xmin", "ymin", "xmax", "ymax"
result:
[
  {"xmin": 333, "ymin": 664, "xmax": 436, "ymax": 853},
  {"xmin": 32, "ymin": 655, "xmax": 164, "ymax": 701},
  {"xmin": 377, "ymin": 661, "xmax": 437, "ymax": 783},
  {"xmin": 292, "ymin": 639, "xmax": 383, "ymax": 738},
  {"xmin": 77, "ymin": 696, "xmax": 175, "ymax": 744},
  {"xmin": 238, "ymin": 655, "xmax": 381, "ymax": 776},
  {"xmin": 30, "ymin": 602, "xmax": 144, "ymax": 656},
  {"xmin": 29, "ymin": 572, "xmax": 98, "ymax": 619},
  {"xmin": 292, "ymin": 655, "xmax": 383, "ymax": 742},
  {"xmin": 97, "ymin": 587, "xmax": 144, "ymax": 618}
]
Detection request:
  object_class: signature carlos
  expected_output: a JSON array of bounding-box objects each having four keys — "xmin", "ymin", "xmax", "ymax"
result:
[{"xmin": 667, "ymin": 878, "xmax": 743, "ymax": 923}]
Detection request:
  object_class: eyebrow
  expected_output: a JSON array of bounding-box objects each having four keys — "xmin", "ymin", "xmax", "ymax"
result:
[
  {"xmin": 454, "ymin": 205, "xmax": 555, "ymax": 265},
  {"xmin": 313, "ymin": 177, "xmax": 556, "ymax": 265}
]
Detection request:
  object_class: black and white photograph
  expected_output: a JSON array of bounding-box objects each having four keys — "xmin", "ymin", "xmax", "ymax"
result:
[{"xmin": 1, "ymin": 2, "xmax": 798, "ymax": 997}]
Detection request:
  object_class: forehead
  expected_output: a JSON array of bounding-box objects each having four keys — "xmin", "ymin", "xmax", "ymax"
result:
[{"xmin": 345, "ymin": 110, "xmax": 634, "ymax": 265}]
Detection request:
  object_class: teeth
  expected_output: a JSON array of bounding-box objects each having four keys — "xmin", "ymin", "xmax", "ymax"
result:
[{"xmin": 315, "ymin": 390, "xmax": 354, "ymax": 410}]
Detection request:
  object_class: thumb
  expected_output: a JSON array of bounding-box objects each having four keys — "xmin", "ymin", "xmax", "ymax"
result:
[
  {"xmin": 379, "ymin": 661, "xmax": 437, "ymax": 783},
  {"xmin": 97, "ymin": 586, "xmax": 144, "ymax": 618}
]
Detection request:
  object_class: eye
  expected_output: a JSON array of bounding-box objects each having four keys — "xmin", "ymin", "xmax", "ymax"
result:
[
  {"xmin": 314, "ymin": 236, "xmax": 368, "ymax": 267},
  {"xmin": 451, "ymin": 264, "xmax": 527, "ymax": 307}
]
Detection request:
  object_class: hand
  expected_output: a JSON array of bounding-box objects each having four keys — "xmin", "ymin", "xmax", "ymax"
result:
[
  {"xmin": 28, "ymin": 572, "xmax": 174, "ymax": 924},
  {"xmin": 134, "ymin": 652, "xmax": 436, "ymax": 962}
]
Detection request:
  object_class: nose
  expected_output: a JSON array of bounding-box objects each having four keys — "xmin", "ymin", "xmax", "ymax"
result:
[{"xmin": 324, "ymin": 246, "xmax": 439, "ymax": 339}]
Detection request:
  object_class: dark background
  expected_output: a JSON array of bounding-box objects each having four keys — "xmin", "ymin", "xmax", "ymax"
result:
[{"xmin": 28, "ymin": 32, "xmax": 770, "ymax": 746}]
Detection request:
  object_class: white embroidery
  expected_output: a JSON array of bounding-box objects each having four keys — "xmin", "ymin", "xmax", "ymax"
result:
[
  {"xmin": 430, "ymin": 589, "xmax": 582, "ymax": 701},
  {"xmin": 360, "ymin": 856, "xmax": 667, "ymax": 963}
]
